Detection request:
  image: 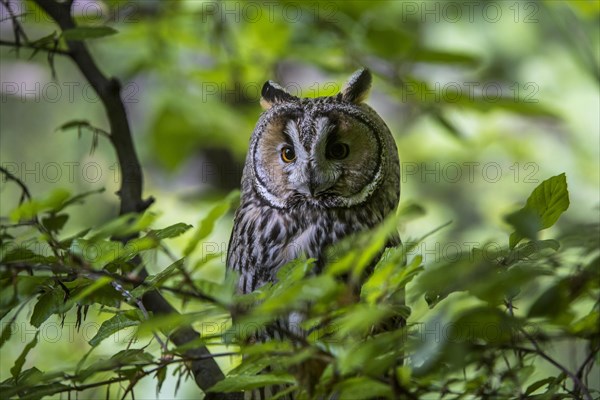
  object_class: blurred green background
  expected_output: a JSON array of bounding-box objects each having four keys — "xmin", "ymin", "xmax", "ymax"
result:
[{"xmin": 1, "ymin": 0, "xmax": 598, "ymax": 398}]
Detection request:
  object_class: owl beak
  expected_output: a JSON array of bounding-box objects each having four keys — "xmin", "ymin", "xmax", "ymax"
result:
[
  {"xmin": 296, "ymin": 178, "xmax": 332, "ymax": 197},
  {"xmin": 296, "ymin": 166, "xmax": 335, "ymax": 197},
  {"xmin": 309, "ymin": 180, "xmax": 333, "ymax": 196}
]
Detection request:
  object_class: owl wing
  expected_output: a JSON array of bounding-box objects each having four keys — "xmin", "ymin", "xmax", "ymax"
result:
[
  {"xmin": 226, "ymin": 205, "xmax": 280, "ymax": 294},
  {"xmin": 226, "ymin": 207, "xmax": 255, "ymax": 295},
  {"xmin": 387, "ymin": 230, "xmax": 402, "ymax": 248}
]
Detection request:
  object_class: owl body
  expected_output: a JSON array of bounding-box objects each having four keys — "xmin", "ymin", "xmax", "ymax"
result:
[{"xmin": 227, "ymin": 69, "xmax": 400, "ymax": 295}]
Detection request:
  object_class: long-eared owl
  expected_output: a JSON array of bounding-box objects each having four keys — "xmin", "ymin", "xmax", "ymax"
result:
[{"xmin": 227, "ymin": 68, "xmax": 400, "ymax": 295}]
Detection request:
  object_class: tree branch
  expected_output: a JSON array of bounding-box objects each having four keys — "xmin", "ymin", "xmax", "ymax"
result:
[
  {"xmin": 0, "ymin": 165, "xmax": 32, "ymax": 204},
  {"xmin": 30, "ymin": 0, "xmax": 229, "ymax": 396},
  {"xmin": 33, "ymin": 0, "xmax": 149, "ymax": 215},
  {"xmin": 0, "ymin": 0, "xmax": 29, "ymax": 53}
]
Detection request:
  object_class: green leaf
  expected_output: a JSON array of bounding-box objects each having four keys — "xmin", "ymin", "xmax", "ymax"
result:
[
  {"xmin": 352, "ymin": 215, "xmax": 400, "ymax": 279},
  {"xmin": 41, "ymin": 214, "xmax": 69, "ymax": 233},
  {"xmin": 275, "ymin": 257, "xmax": 315, "ymax": 284},
  {"xmin": 527, "ymin": 273, "xmax": 593, "ymax": 320},
  {"xmin": 450, "ymin": 307, "xmax": 520, "ymax": 345},
  {"xmin": 10, "ymin": 332, "xmax": 38, "ymax": 380},
  {"xmin": 0, "ymin": 247, "xmax": 55, "ymax": 264},
  {"xmin": 109, "ymin": 348, "xmax": 153, "ymax": 364},
  {"xmin": 0, "ymin": 367, "xmax": 45, "ymax": 395},
  {"xmin": 155, "ymin": 365, "xmax": 167, "ymax": 396},
  {"xmin": 335, "ymin": 304, "xmax": 395, "ymax": 336},
  {"xmin": 396, "ymin": 366, "xmax": 411, "ymax": 387},
  {"xmin": 130, "ymin": 259, "xmax": 184, "ymax": 298},
  {"xmin": 70, "ymin": 276, "xmax": 113, "ymax": 304},
  {"xmin": 69, "ymin": 238, "xmax": 122, "ymax": 268},
  {"xmin": 326, "ymin": 213, "xmax": 402, "ymax": 277},
  {"xmin": 413, "ymin": 49, "xmax": 480, "ymax": 66},
  {"xmin": 184, "ymin": 191, "xmax": 239, "ymax": 256},
  {"xmin": 569, "ymin": 311, "xmax": 599, "ymax": 337},
  {"xmin": 88, "ymin": 310, "xmax": 143, "ymax": 347},
  {"xmin": 69, "ymin": 280, "xmax": 120, "ymax": 308},
  {"xmin": 30, "ymin": 289, "xmax": 67, "ymax": 328},
  {"xmin": 137, "ymin": 310, "xmax": 223, "ymax": 337},
  {"xmin": 56, "ymin": 119, "xmax": 93, "ymax": 131},
  {"xmin": 208, "ymin": 374, "xmax": 295, "ymax": 392},
  {"xmin": 525, "ymin": 377, "xmax": 555, "ymax": 395},
  {"xmin": 54, "ymin": 188, "xmax": 105, "ymax": 213},
  {"xmin": 9, "ymin": 188, "xmax": 71, "ymax": 221},
  {"xmin": 88, "ymin": 211, "xmax": 157, "ymax": 241},
  {"xmin": 505, "ymin": 208, "xmax": 541, "ymax": 245},
  {"xmin": 76, "ymin": 349, "xmax": 153, "ymax": 382},
  {"xmin": 11, "ymin": 276, "xmax": 50, "ymax": 302},
  {"xmin": 148, "ymin": 223, "xmax": 192, "ymax": 240},
  {"xmin": 506, "ymin": 173, "xmax": 569, "ymax": 248},
  {"xmin": 118, "ymin": 236, "xmax": 159, "ymax": 260},
  {"xmin": 337, "ymin": 330, "xmax": 404, "ymax": 375},
  {"xmin": 363, "ymin": 252, "xmax": 422, "ymax": 304},
  {"xmin": 31, "ymin": 31, "xmax": 58, "ymax": 45},
  {"xmin": 41, "ymin": 188, "xmax": 72, "ymax": 210},
  {"xmin": 70, "ymin": 236, "xmax": 157, "ymax": 268},
  {"xmin": 0, "ymin": 320, "xmax": 14, "ymax": 348},
  {"xmin": 62, "ymin": 26, "xmax": 118, "ymax": 41},
  {"xmin": 58, "ymin": 228, "xmax": 91, "ymax": 248},
  {"xmin": 517, "ymin": 365, "xmax": 536, "ymax": 383},
  {"xmin": 195, "ymin": 275, "xmax": 237, "ymax": 307},
  {"xmin": 503, "ymin": 239, "xmax": 560, "ymax": 266},
  {"xmin": 416, "ymin": 249, "xmax": 551, "ymax": 307},
  {"xmin": 256, "ymin": 275, "xmax": 339, "ymax": 316},
  {"xmin": 397, "ymin": 201, "xmax": 426, "ymax": 221},
  {"xmin": 334, "ymin": 376, "xmax": 392, "ymax": 399},
  {"xmin": 15, "ymin": 382, "xmax": 69, "ymax": 400}
]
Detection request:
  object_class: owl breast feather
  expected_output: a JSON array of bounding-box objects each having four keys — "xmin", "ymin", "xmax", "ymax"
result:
[{"xmin": 227, "ymin": 197, "xmax": 375, "ymax": 294}]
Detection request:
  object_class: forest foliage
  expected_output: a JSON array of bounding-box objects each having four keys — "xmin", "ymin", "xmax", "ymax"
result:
[{"xmin": 1, "ymin": 1, "xmax": 599, "ymax": 399}]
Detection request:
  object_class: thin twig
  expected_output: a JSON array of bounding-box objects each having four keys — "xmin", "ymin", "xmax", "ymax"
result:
[
  {"xmin": 576, "ymin": 345, "xmax": 600, "ymax": 387},
  {"xmin": 1, "ymin": 262, "xmax": 229, "ymax": 308},
  {"xmin": 0, "ymin": 39, "xmax": 70, "ymax": 55},
  {"xmin": 520, "ymin": 328, "xmax": 592, "ymax": 400},
  {"xmin": 0, "ymin": 0, "xmax": 29, "ymax": 51},
  {"xmin": 32, "ymin": 352, "xmax": 237, "ymax": 397},
  {"xmin": 0, "ymin": 165, "xmax": 32, "ymax": 204},
  {"xmin": 110, "ymin": 279, "xmax": 168, "ymax": 353}
]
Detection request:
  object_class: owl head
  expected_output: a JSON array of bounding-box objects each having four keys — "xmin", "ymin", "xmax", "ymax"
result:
[{"xmin": 244, "ymin": 68, "xmax": 399, "ymax": 210}]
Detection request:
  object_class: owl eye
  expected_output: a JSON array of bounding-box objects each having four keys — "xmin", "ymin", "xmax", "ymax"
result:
[
  {"xmin": 281, "ymin": 146, "xmax": 296, "ymax": 163},
  {"xmin": 326, "ymin": 142, "xmax": 350, "ymax": 160}
]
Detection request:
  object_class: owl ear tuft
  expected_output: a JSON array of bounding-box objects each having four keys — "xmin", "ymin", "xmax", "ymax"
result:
[
  {"xmin": 260, "ymin": 81, "xmax": 297, "ymax": 110},
  {"xmin": 340, "ymin": 68, "xmax": 372, "ymax": 104}
]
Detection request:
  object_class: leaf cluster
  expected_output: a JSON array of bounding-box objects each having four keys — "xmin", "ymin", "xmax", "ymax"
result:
[{"xmin": 1, "ymin": 174, "xmax": 597, "ymax": 399}]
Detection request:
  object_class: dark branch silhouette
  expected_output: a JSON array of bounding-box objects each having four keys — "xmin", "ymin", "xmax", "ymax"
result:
[{"xmin": 27, "ymin": 0, "xmax": 228, "ymax": 395}]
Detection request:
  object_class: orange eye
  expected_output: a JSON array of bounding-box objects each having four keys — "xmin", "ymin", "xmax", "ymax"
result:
[{"xmin": 281, "ymin": 146, "xmax": 296, "ymax": 163}]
